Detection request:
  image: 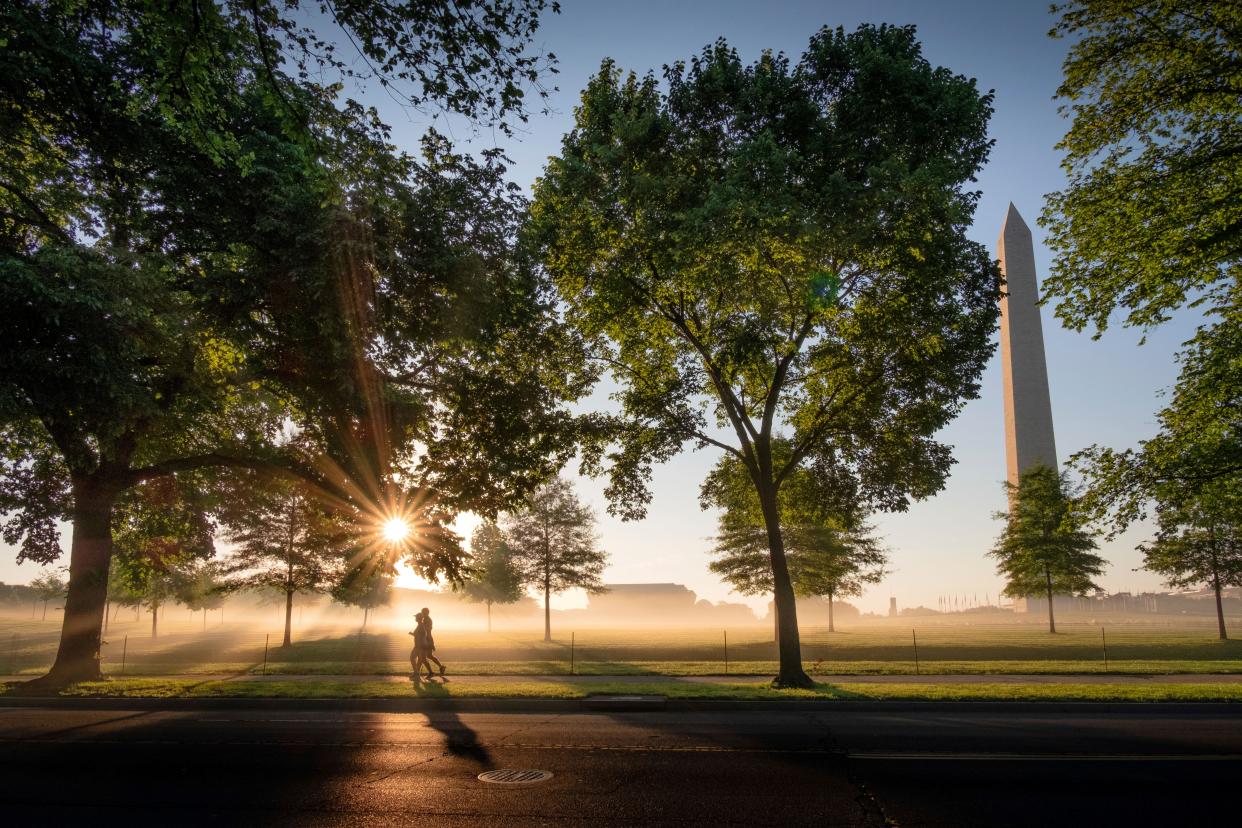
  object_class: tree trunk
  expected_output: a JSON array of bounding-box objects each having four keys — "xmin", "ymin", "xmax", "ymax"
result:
[
  {"xmin": 39, "ymin": 479, "xmax": 117, "ymax": 685},
  {"xmin": 283, "ymin": 543, "xmax": 295, "ymax": 646},
  {"xmin": 1045, "ymin": 568, "xmax": 1056, "ymax": 634},
  {"xmin": 1213, "ymin": 571, "xmax": 1227, "ymax": 641},
  {"xmin": 757, "ymin": 480, "xmax": 811, "ymax": 688},
  {"xmin": 543, "ymin": 577, "xmax": 551, "ymax": 643},
  {"xmin": 363, "ymin": 607, "xmax": 369, "ymax": 629},
  {"xmin": 151, "ymin": 597, "xmax": 159, "ymax": 639},
  {"xmin": 202, "ymin": 609, "xmax": 207, "ymax": 633},
  {"xmin": 487, "ymin": 600, "xmax": 492, "ymax": 633},
  {"xmin": 104, "ymin": 600, "xmax": 110, "ymax": 634},
  {"xmin": 41, "ymin": 600, "xmax": 48, "ymax": 621},
  {"xmin": 828, "ymin": 591, "xmax": 835, "ymax": 634}
]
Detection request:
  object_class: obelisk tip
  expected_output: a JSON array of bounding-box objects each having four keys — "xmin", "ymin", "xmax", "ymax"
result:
[{"xmin": 1001, "ymin": 202, "xmax": 1029, "ymax": 235}]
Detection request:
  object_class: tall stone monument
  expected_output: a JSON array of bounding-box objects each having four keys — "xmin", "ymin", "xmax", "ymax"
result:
[{"xmin": 998, "ymin": 203, "xmax": 1057, "ymax": 489}]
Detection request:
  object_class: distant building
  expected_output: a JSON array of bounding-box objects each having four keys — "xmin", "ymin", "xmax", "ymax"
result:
[
  {"xmin": 888, "ymin": 597, "xmax": 898, "ymax": 618},
  {"xmin": 1015, "ymin": 588, "xmax": 1241, "ymax": 616},
  {"xmin": 589, "ymin": 583, "xmax": 698, "ymax": 613},
  {"xmin": 581, "ymin": 583, "xmax": 757, "ymax": 626}
]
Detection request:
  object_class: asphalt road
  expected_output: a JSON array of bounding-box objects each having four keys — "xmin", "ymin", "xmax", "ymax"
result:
[{"xmin": 1, "ymin": 704, "xmax": 1239, "ymax": 826}]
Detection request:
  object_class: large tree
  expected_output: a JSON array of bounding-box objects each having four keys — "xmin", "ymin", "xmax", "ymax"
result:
[
  {"xmin": 217, "ymin": 477, "xmax": 354, "ymax": 647},
  {"xmin": 0, "ymin": 1, "xmax": 583, "ymax": 686},
  {"xmin": 503, "ymin": 477, "xmax": 608, "ymax": 642},
  {"xmin": 1074, "ymin": 303, "xmax": 1242, "ymax": 531},
  {"xmin": 530, "ymin": 26, "xmax": 998, "ymax": 685},
  {"xmin": 111, "ymin": 476, "xmax": 216, "ymax": 638},
  {"xmin": 1042, "ymin": 2, "xmax": 1242, "ymax": 523},
  {"xmin": 461, "ymin": 521, "xmax": 525, "ymax": 632},
  {"xmin": 990, "ymin": 464, "xmax": 1106, "ymax": 633},
  {"xmin": 1140, "ymin": 481, "xmax": 1241, "ymax": 640}
]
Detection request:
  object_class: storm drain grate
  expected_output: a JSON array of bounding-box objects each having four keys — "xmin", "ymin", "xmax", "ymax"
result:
[{"xmin": 478, "ymin": 769, "xmax": 554, "ymax": 785}]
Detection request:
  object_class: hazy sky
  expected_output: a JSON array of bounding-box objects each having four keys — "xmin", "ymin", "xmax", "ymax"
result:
[{"xmin": 1, "ymin": 1, "xmax": 1199, "ymax": 616}]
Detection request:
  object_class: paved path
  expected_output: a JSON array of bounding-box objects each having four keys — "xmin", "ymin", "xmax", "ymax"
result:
[
  {"xmin": 2, "ymin": 704, "xmax": 1239, "ymax": 825},
  {"xmin": 326, "ymin": 671, "xmax": 1242, "ymax": 685},
  {"xmin": 7, "ymin": 671, "xmax": 1235, "ymax": 685}
]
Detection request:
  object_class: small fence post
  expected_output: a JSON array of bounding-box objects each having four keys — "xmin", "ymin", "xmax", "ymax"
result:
[
  {"xmin": 262, "ymin": 633, "xmax": 270, "ymax": 676},
  {"xmin": 723, "ymin": 630, "xmax": 729, "ymax": 675},
  {"xmin": 912, "ymin": 629, "xmax": 920, "ymax": 676},
  {"xmin": 1101, "ymin": 627, "xmax": 1108, "ymax": 672},
  {"xmin": 120, "ymin": 634, "xmax": 127, "ymax": 676},
  {"xmin": 570, "ymin": 631, "xmax": 575, "ymax": 676}
]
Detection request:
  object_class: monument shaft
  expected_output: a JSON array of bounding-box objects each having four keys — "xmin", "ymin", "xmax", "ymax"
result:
[{"xmin": 998, "ymin": 204, "xmax": 1057, "ymax": 488}]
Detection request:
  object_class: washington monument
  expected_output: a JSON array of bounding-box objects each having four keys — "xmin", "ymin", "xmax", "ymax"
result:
[{"xmin": 998, "ymin": 203, "xmax": 1057, "ymax": 488}]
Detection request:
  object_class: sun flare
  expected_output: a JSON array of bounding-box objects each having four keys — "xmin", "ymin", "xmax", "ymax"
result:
[{"xmin": 382, "ymin": 517, "xmax": 411, "ymax": 543}]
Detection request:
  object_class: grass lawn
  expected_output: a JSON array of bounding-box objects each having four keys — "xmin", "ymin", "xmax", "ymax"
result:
[
  {"xmin": 5, "ymin": 676, "xmax": 1240, "ymax": 703},
  {"xmin": 9, "ymin": 658, "xmax": 1239, "ymax": 677},
  {"xmin": 4, "ymin": 618, "xmax": 1240, "ymax": 678}
]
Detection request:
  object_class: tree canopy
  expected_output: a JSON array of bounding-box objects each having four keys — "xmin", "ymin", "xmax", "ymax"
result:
[
  {"xmin": 0, "ymin": 0, "xmax": 583, "ymax": 685},
  {"xmin": 704, "ymin": 448, "xmax": 886, "ymax": 631},
  {"xmin": 1042, "ymin": 1, "xmax": 1242, "ymax": 527},
  {"xmin": 531, "ymin": 25, "xmax": 998, "ymax": 685},
  {"xmin": 460, "ymin": 521, "xmax": 525, "ymax": 631},
  {"xmin": 217, "ymin": 475, "xmax": 359, "ymax": 645},
  {"xmin": 29, "ymin": 570, "xmax": 67, "ymax": 621},
  {"xmin": 503, "ymin": 477, "xmax": 608, "ymax": 642},
  {"xmin": 990, "ymin": 464, "xmax": 1105, "ymax": 633},
  {"xmin": 1140, "ymin": 480, "xmax": 1241, "ymax": 640},
  {"xmin": 111, "ymin": 476, "xmax": 216, "ymax": 637},
  {"xmin": 331, "ymin": 556, "xmax": 395, "ymax": 629},
  {"xmin": 1042, "ymin": 0, "xmax": 1241, "ymax": 335}
]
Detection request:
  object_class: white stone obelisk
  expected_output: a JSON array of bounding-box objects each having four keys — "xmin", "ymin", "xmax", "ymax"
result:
[{"xmin": 998, "ymin": 203, "xmax": 1057, "ymax": 489}]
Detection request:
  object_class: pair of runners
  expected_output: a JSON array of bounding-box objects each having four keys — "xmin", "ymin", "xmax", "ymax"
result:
[{"xmin": 409, "ymin": 607, "xmax": 445, "ymax": 680}]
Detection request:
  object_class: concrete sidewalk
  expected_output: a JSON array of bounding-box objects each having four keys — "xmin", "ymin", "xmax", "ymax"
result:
[
  {"xmin": 6, "ymin": 672, "xmax": 1239, "ymax": 685},
  {"xmin": 235, "ymin": 672, "xmax": 1242, "ymax": 685}
]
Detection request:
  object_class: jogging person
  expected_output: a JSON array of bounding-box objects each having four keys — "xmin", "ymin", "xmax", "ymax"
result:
[
  {"xmin": 408, "ymin": 612, "xmax": 433, "ymax": 681},
  {"xmin": 421, "ymin": 606, "xmax": 446, "ymax": 677}
]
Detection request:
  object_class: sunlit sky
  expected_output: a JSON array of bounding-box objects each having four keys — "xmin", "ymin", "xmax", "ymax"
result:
[{"xmin": 1, "ymin": 1, "xmax": 1198, "ymax": 616}]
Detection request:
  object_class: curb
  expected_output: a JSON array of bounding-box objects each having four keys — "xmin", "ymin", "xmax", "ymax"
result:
[
  {"xmin": 0, "ymin": 696, "xmax": 1236, "ymax": 715},
  {"xmin": 0, "ymin": 696, "xmax": 584, "ymax": 713}
]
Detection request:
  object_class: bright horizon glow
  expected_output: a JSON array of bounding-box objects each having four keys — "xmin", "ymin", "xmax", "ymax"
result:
[{"xmin": 382, "ymin": 517, "xmax": 411, "ymax": 544}]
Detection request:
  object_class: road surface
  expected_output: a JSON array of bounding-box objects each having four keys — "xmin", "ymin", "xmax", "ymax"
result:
[{"xmin": 1, "ymin": 704, "xmax": 1239, "ymax": 825}]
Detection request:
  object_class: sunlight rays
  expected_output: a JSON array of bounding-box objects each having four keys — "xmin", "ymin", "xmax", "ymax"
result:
[{"xmin": 382, "ymin": 517, "xmax": 411, "ymax": 543}]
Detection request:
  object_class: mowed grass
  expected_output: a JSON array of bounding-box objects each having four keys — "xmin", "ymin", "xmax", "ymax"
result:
[
  {"xmin": 3, "ymin": 616, "xmax": 1240, "ymax": 677},
  {"xmin": 11, "ymin": 659, "xmax": 1237, "ymax": 678},
  {"xmin": 7, "ymin": 676, "xmax": 1240, "ymax": 703}
]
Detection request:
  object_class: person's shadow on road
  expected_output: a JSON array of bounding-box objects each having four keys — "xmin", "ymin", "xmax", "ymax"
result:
[{"xmin": 424, "ymin": 710, "xmax": 492, "ymax": 766}]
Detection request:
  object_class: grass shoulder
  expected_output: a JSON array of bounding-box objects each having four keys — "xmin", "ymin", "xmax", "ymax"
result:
[{"xmin": 5, "ymin": 676, "xmax": 1241, "ymax": 703}]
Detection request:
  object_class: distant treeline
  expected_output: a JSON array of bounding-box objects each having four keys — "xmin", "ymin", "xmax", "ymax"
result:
[{"xmin": 0, "ymin": 583, "xmax": 38, "ymax": 606}]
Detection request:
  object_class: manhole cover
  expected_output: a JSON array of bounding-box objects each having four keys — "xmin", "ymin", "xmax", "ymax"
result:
[{"xmin": 478, "ymin": 769, "xmax": 554, "ymax": 785}]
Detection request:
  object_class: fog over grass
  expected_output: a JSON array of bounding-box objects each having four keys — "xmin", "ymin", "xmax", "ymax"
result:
[{"xmin": 3, "ymin": 587, "xmax": 1238, "ymax": 679}]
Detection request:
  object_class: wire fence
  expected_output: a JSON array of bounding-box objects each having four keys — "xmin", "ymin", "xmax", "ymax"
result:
[{"xmin": 4, "ymin": 615, "xmax": 1240, "ymax": 677}]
